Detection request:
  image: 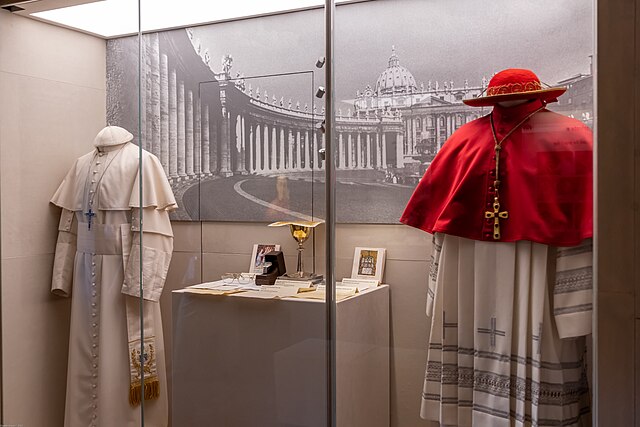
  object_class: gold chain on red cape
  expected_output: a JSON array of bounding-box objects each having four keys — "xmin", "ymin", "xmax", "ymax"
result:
[{"xmin": 486, "ymin": 104, "xmax": 546, "ymax": 239}]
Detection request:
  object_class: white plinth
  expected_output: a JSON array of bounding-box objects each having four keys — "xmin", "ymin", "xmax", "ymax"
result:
[{"xmin": 171, "ymin": 285, "xmax": 390, "ymax": 427}]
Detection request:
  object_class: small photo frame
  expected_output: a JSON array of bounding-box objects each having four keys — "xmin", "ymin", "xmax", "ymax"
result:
[
  {"xmin": 351, "ymin": 247, "xmax": 386, "ymax": 282},
  {"xmin": 250, "ymin": 244, "xmax": 281, "ymax": 274}
]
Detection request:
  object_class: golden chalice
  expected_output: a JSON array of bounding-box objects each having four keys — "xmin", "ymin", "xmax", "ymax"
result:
[{"xmin": 269, "ymin": 220, "xmax": 323, "ymax": 279}]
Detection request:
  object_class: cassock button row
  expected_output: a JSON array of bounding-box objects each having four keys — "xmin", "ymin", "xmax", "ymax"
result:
[
  {"xmin": 93, "ymin": 363, "xmax": 97, "ymax": 368},
  {"xmin": 92, "ymin": 344, "xmax": 97, "ymax": 348},
  {"xmin": 92, "ymin": 292, "xmax": 97, "ymax": 297},
  {"xmin": 91, "ymin": 303, "xmax": 96, "ymax": 307},
  {"xmin": 92, "ymin": 313, "xmax": 97, "ymax": 317},
  {"xmin": 92, "ymin": 373, "xmax": 97, "ymax": 378},
  {"xmin": 92, "ymin": 394, "xmax": 97, "ymax": 399},
  {"xmin": 92, "ymin": 384, "xmax": 97, "ymax": 389},
  {"xmin": 92, "ymin": 323, "xmax": 97, "ymax": 328},
  {"xmin": 92, "ymin": 334, "xmax": 97, "ymax": 338},
  {"xmin": 92, "ymin": 262, "xmax": 96, "ymax": 266}
]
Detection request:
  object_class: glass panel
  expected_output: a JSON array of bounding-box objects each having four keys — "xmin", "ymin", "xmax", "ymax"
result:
[
  {"xmin": 134, "ymin": 5, "xmax": 327, "ymax": 426},
  {"xmin": 0, "ymin": 1, "xmax": 141, "ymax": 426},
  {"xmin": 334, "ymin": 0, "xmax": 594, "ymax": 426}
]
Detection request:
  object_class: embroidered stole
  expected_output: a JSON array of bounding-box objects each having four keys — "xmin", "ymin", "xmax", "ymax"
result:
[{"xmin": 122, "ymin": 229, "xmax": 160, "ymax": 406}]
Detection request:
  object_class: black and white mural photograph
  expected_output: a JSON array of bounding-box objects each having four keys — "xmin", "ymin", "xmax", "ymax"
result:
[{"xmin": 106, "ymin": 0, "xmax": 593, "ymax": 223}]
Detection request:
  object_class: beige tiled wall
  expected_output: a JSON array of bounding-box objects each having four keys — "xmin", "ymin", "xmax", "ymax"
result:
[
  {"xmin": 165, "ymin": 221, "xmax": 435, "ymax": 427},
  {"xmin": 0, "ymin": 10, "xmax": 106, "ymax": 426}
]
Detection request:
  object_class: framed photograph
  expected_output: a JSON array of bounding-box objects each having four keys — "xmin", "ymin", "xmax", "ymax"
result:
[
  {"xmin": 351, "ymin": 247, "xmax": 386, "ymax": 283},
  {"xmin": 249, "ymin": 244, "xmax": 281, "ymax": 274}
]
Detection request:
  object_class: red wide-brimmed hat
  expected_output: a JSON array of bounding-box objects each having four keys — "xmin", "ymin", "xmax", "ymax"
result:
[{"xmin": 463, "ymin": 68, "xmax": 566, "ymax": 107}]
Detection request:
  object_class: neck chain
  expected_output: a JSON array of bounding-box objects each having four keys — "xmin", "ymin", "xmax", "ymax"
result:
[
  {"xmin": 485, "ymin": 104, "xmax": 546, "ymax": 240},
  {"xmin": 83, "ymin": 144, "xmax": 127, "ymax": 230}
]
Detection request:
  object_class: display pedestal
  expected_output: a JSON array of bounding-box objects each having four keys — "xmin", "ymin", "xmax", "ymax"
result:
[{"xmin": 171, "ymin": 285, "xmax": 390, "ymax": 427}]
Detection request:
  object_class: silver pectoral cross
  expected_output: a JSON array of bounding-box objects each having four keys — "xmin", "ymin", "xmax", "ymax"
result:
[{"xmin": 85, "ymin": 208, "xmax": 96, "ymax": 230}]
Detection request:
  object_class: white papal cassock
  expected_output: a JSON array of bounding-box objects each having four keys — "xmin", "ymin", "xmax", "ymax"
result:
[
  {"xmin": 421, "ymin": 233, "xmax": 592, "ymax": 427},
  {"xmin": 50, "ymin": 126, "xmax": 176, "ymax": 427}
]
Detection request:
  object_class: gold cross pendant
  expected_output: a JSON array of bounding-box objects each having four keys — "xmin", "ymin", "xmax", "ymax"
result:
[{"xmin": 484, "ymin": 197, "xmax": 508, "ymax": 240}]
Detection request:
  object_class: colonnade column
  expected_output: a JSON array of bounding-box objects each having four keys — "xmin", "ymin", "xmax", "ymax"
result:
[
  {"xmin": 194, "ymin": 98, "xmax": 201, "ymax": 176},
  {"xmin": 376, "ymin": 133, "xmax": 382, "ymax": 168},
  {"xmin": 279, "ymin": 127, "xmax": 286, "ymax": 170},
  {"xmin": 296, "ymin": 130, "xmax": 302, "ymax": 171},
  {"xmin": 396, "ymin": 132, "xmax": 404, "ymax": 168},
  {"xmin": 160, "ymin": 54, "xmax": 169, "ymax": 174},
  {"xmin": 271, "ymin": 125, "xmax": 277, "ymax": 171},
  {"xmin": 150, "ymin": 33, "xmax": 161, "ymax": 159},
  {"xmin": 263, "ymin": 124, "xmax": 269, "ymax": 172},
  {"xmin": 140, "ymin": 40, "xmax": 148, "ymax": 150},
  {"xmin": 435, "ymin": 116, "xmax": 442, "ymax": 150},
  {"xmin": 210, "ymin": 119, "xmax": 218, "ymax": 174},
  {"xmin": 321, "ymin": 133, "xmax": 326, "ymax": 170},
  {"xmin": 219, "ymin": 106, "xmax": 230, "ymax": 176},
  {"xmin": 338, "ymin": 133, "xmax": 344, "ymax": 169},
  {"xmin": 202, "ymin": 104, "xmax": 211, "ymax": 175},
  {"xmin": 407, "ymin": 118, "xmax": 412, "ymax": 154},
  {"xmin": 144, "ymin": 40, "xmax": 152, "ymax": 151},
  {"xmin": 305, "ymin": 130, "xmax": 312, "ymax": 171},
  {"xmin": 177, "ymin": 82, "xmax": 186, "ymax": 178},
  {"xmin": 412, "ymin": 118, "xmax": 418, "ymax": 155},
  {"xmin": 381, "ymin": 132, "xmax": 387, "ymax": 169},
  {"xmin": 366, "ymin": 133, "xmax": 372, "ymax": 169},
  {"xmin": 234, "ymin": 114, "xmax": 241, "ymax": 173},
  {"xmin": 347, "ymin": 133, "xmax": 353, "ymax": 169},
  {"xmin": 313, "ymin": 131, "xmax": 319, "ymax": 170},
  {"xmin": 288, "ymin": 129, "xmax": 294, "ymax": 170},
  {"xmin": 356, "ymin": 133, "xmax": 363, "ymax": 169},
  {"xmin": 169, "ymin": 69, "xmax": 178, "ymax": 179},
  {"xmin": 249, "ymin": 122, "xmax": 254, "ymax": 172},
  {"xmin": 255, "ymin": 124, "xmax": 262, "ymax": 172},
  {"xmin": 186, "ymin": 90, "xmax": 194, "ymax": 177}
]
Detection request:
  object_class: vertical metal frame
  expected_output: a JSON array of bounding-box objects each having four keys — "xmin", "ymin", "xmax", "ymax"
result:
[
  {"xmin": 324, "ymin": 1, "xmax": 336, "ymax": 426},
  {"xmin": 136, "ymin": 1, "xmax": 145, "ymax": 424},
  {"xmin": 591, "ymin": 2, "xmax": 598, "ymax": 426}
]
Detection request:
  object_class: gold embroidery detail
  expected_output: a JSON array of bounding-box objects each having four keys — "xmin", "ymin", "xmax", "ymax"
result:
[{"xmin": 486, "ymin": 81, "xmax": 543, "ymax": 97}]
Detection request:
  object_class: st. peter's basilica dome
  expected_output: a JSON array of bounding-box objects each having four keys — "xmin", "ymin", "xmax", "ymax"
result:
[{"xmin": 374, "ymin": 46, "xmax": 417, "ymax": 95}]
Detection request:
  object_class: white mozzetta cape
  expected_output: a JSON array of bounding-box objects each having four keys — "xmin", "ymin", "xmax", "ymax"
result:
[{"xmin": 51, "ymin": 126, "xmax": 176, "ymax": 427}]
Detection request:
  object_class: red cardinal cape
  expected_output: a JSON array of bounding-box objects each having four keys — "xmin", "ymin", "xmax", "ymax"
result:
[{"xmin": 400, "ymin": 99, "xmax": 592, "ymax": 246}]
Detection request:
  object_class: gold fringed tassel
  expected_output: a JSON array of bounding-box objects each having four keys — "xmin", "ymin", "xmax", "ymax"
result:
[
  {"xmin": 130, "ymin": 383, "xmax": 141, "ymax": 407},
  {"xmin": 129, "ymin": 378, "xmax": 160, "ymax": 407},
  {"xmin": 145, "ymin": 379, "xmax": 160, "ymax": 400}
]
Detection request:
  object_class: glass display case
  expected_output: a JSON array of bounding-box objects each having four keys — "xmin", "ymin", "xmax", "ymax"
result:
[{"xmin": 5, "ymin": 0, "xmax": 638, "ymax": 425}]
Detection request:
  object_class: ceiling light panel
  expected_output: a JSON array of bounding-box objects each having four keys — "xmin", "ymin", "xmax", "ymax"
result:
[{"xmin": 32, "ymin": 0, "xmax": 352, "ymax": 38}]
